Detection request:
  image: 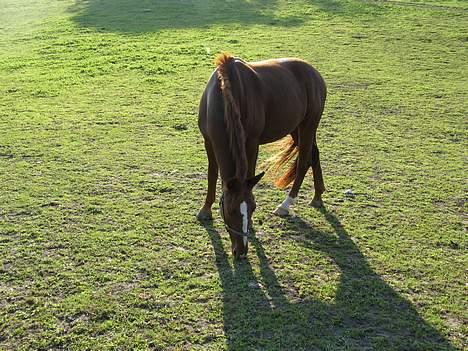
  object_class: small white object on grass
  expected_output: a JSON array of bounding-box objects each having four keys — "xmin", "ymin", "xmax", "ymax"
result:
[{"xmin": 248, "ymin": 281, "xmax": 262, "ymax": 289}]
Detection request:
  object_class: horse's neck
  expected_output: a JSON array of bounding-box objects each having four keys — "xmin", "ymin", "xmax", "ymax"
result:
[{"xmin": 218, "ymin": 152, "xmax": 238, "ymax": 183}]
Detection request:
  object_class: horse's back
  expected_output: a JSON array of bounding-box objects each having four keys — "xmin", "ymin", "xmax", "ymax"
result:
[
  {"xmin": 199, "ymin": 56, "xmax": 326, "ymax": 145},
  {"xmin": 247, "ymin": 58, "xmax": 325, "ymax": 143},
  {"xmin": 252, "ymin": 58, "xmax": 326, "ymax": 101}
]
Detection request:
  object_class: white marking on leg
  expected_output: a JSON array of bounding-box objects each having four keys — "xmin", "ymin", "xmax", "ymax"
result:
[
  {"xmin": 240, "ymin": 201, "xmax": 248, "ymax": 246},
  {"xmin": 279, "ymin": 196, "xmax": 295, "ymax": 211},
  {"xmin": 273, "ymin": 195, "xmax": 295, "ymax": 217}
]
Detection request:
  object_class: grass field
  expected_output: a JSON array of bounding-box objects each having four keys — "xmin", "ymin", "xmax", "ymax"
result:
[{"xmin": 0, "ymin": 0, "xmax": 466, "ymax": 350}]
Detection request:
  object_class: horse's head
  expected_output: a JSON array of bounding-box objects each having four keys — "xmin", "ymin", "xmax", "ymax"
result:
[{"xmin": 220, "ymin": 172, "xmax": 264, "ymax": 259}]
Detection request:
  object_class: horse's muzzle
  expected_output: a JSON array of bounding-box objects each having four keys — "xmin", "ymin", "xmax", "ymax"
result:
[{"xmin": 232, "ymin": 244, "xmax": 248, "ymax": 260}]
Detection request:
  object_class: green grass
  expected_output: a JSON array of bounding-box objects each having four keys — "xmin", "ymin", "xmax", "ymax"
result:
[{"xmin": 0, "ymin": 0, "xmax": 466, "ymax": 350}]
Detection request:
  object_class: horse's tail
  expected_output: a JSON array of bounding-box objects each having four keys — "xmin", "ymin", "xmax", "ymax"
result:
[
  {"xmin": 263, "ymin": 135, "xmax": 299, "ymax": 189},
  {"xmin": 215, "ymin": 53, "xmax": 248, "ymax": 180}
]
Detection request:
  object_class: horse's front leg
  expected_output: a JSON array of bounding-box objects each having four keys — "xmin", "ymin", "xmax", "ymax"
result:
[{"xmin": 197, "ymin": 139, "xmax": 218, "ymax": 221}]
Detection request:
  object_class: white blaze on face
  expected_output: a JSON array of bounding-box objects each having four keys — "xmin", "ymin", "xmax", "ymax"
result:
[{"xmin": 240, "ymin": 201, "xmax": 248, "ymax": 246}]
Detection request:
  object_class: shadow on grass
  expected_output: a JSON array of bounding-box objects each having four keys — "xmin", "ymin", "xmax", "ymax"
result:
[
  {"xmin": 201, "ymin": 209, "xmax": 455, "ymax": 350},
  {"xmin": 70, "ymin": 0, "xmax": 303, "ymax": 34}
]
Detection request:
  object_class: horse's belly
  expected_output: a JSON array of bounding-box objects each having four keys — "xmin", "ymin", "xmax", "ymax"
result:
[
  {"xmin": 259, "ymin": 127, "xmax": 294, "ymax": 144},
  {"xmin": 259, "ymin": 103, "xmax": 304, "ymax": 144}
]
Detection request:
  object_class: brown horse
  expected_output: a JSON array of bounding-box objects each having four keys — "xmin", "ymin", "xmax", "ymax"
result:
[{"xmin": 197, "ymin": 53, "xmax": 327, "ymax": 259}]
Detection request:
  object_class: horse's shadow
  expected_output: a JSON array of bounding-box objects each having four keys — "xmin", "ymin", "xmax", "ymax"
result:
[{"xmin": 201, "ymin": 209, "xmax": 454, "ymax": 350}]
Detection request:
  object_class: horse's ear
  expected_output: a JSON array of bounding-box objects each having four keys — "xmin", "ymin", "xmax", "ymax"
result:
[
  {"xmin": 225, "ymin": 178, "xmax": 241, "ymax": 191},
  {"xmin": 247, "ymin": 171, "xmax": 265, "ymax": 189}
]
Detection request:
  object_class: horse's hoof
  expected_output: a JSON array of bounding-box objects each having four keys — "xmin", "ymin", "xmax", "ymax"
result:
[
  {"xmin": 197, "ymin": 209, "xmax": 213, "ymax": 221},
  {"xmin": 309, "ymin": 199, "xmax": 323, "ymax": 208},
  {"xmin": 273, "ymin": 206, "xmax": 289, "ymax": 217}
]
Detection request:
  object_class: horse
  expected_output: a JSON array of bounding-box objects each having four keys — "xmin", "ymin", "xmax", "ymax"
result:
[{"xmin": 197, "ymin": 53, "xmax": 327, "ymax": 259}]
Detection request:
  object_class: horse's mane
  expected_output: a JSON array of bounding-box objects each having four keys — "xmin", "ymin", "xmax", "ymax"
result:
[
  {"xmin": 214, "ymin": 52, "xmax": 233, "ymax": 67},
  {"xmin": 215, "ymin": 53, "xmax": 248, "ymax": 181}
]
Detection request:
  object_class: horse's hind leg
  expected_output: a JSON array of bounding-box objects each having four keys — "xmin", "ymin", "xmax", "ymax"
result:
[
  {"xmin": 274, "ymin": 126, "xmax": 314, "ymax": 216},
  {"xmin": 197, "ymin": 138, "xmax": 218, "ymax": 221},
  {"xmin": 309, "ymin": 140, "xmax": 325, "ymax": 208}
]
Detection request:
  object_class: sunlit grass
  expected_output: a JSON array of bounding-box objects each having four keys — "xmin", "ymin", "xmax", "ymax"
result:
[{"xmin": 0, "ymin": 0, "xmax": 466, "ymax": 350}]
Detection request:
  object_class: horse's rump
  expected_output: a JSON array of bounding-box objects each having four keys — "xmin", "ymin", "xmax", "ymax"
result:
[{"xmin": 213, "ymin": 53, "xmax": 326, "ymax": 188}]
